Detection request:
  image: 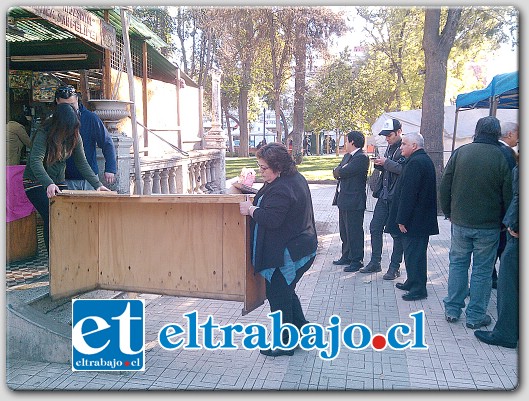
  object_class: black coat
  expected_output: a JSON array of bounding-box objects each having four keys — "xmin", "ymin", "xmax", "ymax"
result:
[
  {"xmin": 332, "ymin": 150, "xmax": 369, "ymax": 210},
  {"xmin": 386, "ymin": 148, "xmax": 439, "ymax": 237},
  {"xmin": 503, "ymin": 165, "xmax": 519, "ymax": 232},
  {"xmin": 250, "ymin": 171, "xmax": 318, "ymax": 272}
]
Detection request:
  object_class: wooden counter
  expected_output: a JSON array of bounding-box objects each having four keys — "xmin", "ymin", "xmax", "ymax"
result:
[{"xmin": 49, "ymin": 192, "xmax": 265, "ymax": 315}]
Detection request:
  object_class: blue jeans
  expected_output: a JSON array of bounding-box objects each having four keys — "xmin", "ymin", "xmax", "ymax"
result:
[
  {"xmin": 443, "ymin": 223, "xmax": 499, "ymax": 324},
  {"xmin": 66, "ymin": 179, "xmax": 94, "ymax": 190}
]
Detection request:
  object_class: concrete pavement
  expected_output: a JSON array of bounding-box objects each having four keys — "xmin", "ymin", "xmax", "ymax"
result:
[{"xmin": 5, "ymin": 184, "xmax": 519, "ymax": 391}]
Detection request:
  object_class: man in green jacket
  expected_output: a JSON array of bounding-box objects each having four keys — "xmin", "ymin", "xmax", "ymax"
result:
[{"xmin": 440, "ymin": 116, "xmax": 512, "ymax": 330}]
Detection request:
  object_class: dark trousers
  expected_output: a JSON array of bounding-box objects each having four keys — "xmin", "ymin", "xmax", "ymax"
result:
[
  {"xmin": 402, "ymin": 236, "xmax": 429, "ymax": 295},
  {"xmin": 494, "ymin": 234, "xmax": 518, "ymax": 343},
  {"xmin": 25, "ymin": 184, "xmax": 68, "ymax": 252},
  {"xmin": 266, "ymin": 257, "xmax": 314, "ymax": 332},
  {"xmin": 338, "ymin": 208, "xmax": 364, "ymax": 264},
  {"xmin": 492, "ymin": 229, "xmax": 507, "ymax": 281},
  {"xmin": 369, "ymin": 199, "xmax": 404, "ymax": 267}
]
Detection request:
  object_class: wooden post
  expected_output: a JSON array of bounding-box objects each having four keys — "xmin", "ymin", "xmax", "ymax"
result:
[
  {"xmin": 103, "ymin": 9, "xmax": 112, "ymax": 99},
  {"xmin": 78, "ymin": 69, "xmax": 90, "ymax": 107},
  {"xmin": 120, "ymin": 7, "xmax": 142, "ymax": 194},
  {"xmin": 176, "ymin": 68, "xmax": 182, "ymax": 149},
  {"xmin": 199, "ymin": 85, "xmax": 204, "ymax": 148},
  {"xmin": 142, "ymin": 40, "xmax": 148, "ymax": 156}
]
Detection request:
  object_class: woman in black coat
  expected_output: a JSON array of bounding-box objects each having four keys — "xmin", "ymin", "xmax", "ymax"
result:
[{"xmin": 240, "ymin": 143, "xmax": 318, "ymax": 357}]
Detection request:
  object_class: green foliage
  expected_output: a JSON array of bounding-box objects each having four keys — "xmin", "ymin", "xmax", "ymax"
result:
[{"xmin": 226, "ymin": 155, "xmax": 343, "ymax": 182}]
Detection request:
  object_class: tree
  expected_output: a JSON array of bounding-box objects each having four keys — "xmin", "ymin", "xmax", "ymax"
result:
[
  {"xmin": 421, "ymin": 7, "xmax": 517, "ymax": 194},
  {"xmin": 209, "ymin": 8, "xmax": 267, "ymax": 157},
  {"xmin": 305, "ymin": 50, "xmax": 360, "ymax": 152},
  {"xmin": 291, "ymin": 8, "xmax": 346, "ymax": 164},
  {"xmin": 264, "ymin": 8, "xmax": 295, "ymax": 144},
  {"xmin": 421, "ymin": 8, "xmax": 461, "ymax": 191}
]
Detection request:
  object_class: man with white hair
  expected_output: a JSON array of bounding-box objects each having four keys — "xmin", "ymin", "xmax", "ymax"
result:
[
  {"xmin": 492, "ymin": 121, "xmax": 518, "ymax": 288},
  {"xmin": 385, "ymin": 132, "xmax": 439, "ymax": 301}
]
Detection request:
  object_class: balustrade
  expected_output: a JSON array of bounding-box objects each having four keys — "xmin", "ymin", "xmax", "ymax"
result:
[{"xmin": 130, "ymin": 151, "xmax": 222, "ymax": 195}]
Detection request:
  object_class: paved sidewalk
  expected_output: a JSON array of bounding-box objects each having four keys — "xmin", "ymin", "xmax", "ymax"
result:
[{"xmin": 5, "ymin": 184, "xmax": 519, "ymax": 392}]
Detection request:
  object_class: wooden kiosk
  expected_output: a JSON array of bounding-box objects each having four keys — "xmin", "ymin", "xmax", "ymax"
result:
[{"xmin": 49, "ymin": 192, "xmax": 266, "ymax": 315}]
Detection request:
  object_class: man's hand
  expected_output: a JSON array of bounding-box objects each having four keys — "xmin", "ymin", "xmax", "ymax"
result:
[
  {"xmin": 333, "ymin": 167, "xmax": 340, "ymax": 180},
  {"xmin": 104, "ymin": 172, "xmax": 116, "ymax": 184},
  {"xmin": 96, "ymin": 185, "xmax": 111, "ymax": 192},
  {"xmin": 373, "ymin": 156, "xmax": 386, "ymax": 166},
  {"xmin": 507, "ymin": 227, "xmax": 519, "ymax": 238},
  {"xmin": 398, "ymin": 224, "xmax": 407, "ymax": 233}
]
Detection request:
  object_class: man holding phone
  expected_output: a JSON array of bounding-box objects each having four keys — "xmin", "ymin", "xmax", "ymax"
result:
[{"xmin": 360, "ymin": 118, "xmax": 406, "ymax": 280}]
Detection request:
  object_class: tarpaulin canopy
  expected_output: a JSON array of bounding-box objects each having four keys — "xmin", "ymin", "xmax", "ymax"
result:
[
  {"xmin": 452, "ymin": 71, "xmax": 518, "ymax": 151},
  {"xmin": 455, "ymin": 71, "xmax": 518, "ymax": 112}
]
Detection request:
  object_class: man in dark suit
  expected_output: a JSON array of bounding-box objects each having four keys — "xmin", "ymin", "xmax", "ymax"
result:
[
  {"xmin": 332, "ymin": 131, "xmax": 369, "ymax": 272},
  {"xmin": 386, "ymin": 132, "xmax": 439, "ymax": 301},
  {"xmin": 475, "ymin": 164, "xmax": 518, "ymax": 349}
]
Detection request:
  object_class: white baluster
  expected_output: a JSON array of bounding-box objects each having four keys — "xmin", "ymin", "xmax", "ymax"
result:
[
  {"xmin": 143, "ymin": 171, "xmax": 152, "ymax": 195},
  {"xmin": 152, "ymin": 170, "xmax": 161, "ymax": 194},
  {"xmin": 160, "ymin": 169, "xmax": 169, "ymax": 194}
]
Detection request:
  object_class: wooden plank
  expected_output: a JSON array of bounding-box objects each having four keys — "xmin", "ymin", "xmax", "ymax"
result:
[
  {"xmin": 98, "ymin": 202, "xmax": 225, "ymax": 296},
  {"xmin": 221, "ymin": 204, "xmax": 246, "ymax": 297},
  {"xmin": 49, "ymin": 193, "xmax": 265, "ymax": 314},
  {"xmin": 6, "ymin": 212, "xmax": 37, "ymax": 262},
  {"xmin": 242, "ymin": 216, "xmax": 266, "ymax": 315},
  {"xmin": 57, "ymin": 193, "xmax": 247, "ymax": 203},
  {"xmin": 49, "ymin": 198, "xmax": 100, "ymax": 299}
]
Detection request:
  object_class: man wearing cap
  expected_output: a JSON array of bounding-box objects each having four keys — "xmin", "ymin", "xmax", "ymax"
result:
[
  {"xmin": 55, "ymin": 86, "xmax": 116, "ymax": 190},
  {"xmin": 359, "ymin": 118, "xmax": 405, "ymax": 280}
]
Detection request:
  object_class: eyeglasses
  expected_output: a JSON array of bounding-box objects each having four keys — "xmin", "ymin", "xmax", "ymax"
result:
[
  {"xmin": 55, "ymin": 86, "xmax": 78, "ymax": 99},
  {"xmin": 256, "ymin": 162, "xmax": 269, "ymax": 171}
]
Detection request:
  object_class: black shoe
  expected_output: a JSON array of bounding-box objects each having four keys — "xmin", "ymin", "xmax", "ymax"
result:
[
  {"xmin": 395, "ymin": 282, "xmax": 411, "ymax": 291},
  {"xmin": 466, "ymin": 315, "xmax": 492, "ymax": 330},
  {"xmin": 445, "ymin": 314, "xmax": 459, "ymax": 323},
  {"xmin": 333, "ymin": 257, "xmax": 351, "ymax": 265},
  {"xmin": 474, "ymin": 330, "xmax": 517, "ymax": 349},
  {"xmin": 383, "ymin": 269, "xmax": 400, "ymax": 280},
  {"xmin": 359, "ymin": 262, "xmax": 382, "ymax": 273},
  {"xmin": 260, "ymin": 348, "xmax": 295, "ymax": 357},
  {"xmin": 402, "ymin": 291, "xmax": 427, "ymax": 301},
  {"xmin": 344, "ymin": 262, "xmax": 363, "ymax": 272}
]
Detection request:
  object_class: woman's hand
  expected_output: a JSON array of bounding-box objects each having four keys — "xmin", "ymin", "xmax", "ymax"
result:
[
  {"xmin": 46, "ymin": 184, "xmax": 61, "ymax": 198},
  {"xmin": 96, "ymin": 185, "xmax": 111, "ymax": 192},
  {"xmin": 239, "ymin": 199, "xmax": 252, "ymax": 216}
]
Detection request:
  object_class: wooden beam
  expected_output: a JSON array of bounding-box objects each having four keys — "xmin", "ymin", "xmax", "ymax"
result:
[{"xmin": 142, "ymin": 40, "xmax": 148, "ymax": 155}]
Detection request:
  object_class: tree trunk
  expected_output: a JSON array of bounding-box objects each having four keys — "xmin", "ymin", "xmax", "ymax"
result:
[
  {"xmin": 292, "ymin": 23, "xmax": 307, "ymax": 164},
  {"xmin": 421, "ymin": 8, "xmax": 461, "ymax": 211},
  {"xmin": 238, "ymin": 90, "xmax": 250, "ymax": 157}
]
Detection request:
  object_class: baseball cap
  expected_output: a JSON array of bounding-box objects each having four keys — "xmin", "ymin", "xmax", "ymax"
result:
[
  {"xmin": 55, "ymin": 85, "xmax": 78, "ymax": 100},
  {"xmin": 379, "ymin": 118, "xmax": 402, "ymax": 136}
]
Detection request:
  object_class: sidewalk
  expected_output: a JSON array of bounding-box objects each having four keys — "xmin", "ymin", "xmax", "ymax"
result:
[{"xmin": 5, "ymin": 184, "xmax": 519, "ymax": 391}]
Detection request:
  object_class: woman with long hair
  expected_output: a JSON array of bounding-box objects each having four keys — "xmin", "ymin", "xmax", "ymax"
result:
[{"xmin": 23, "ymin": 103, "xmax": 110, "ymax": 251}]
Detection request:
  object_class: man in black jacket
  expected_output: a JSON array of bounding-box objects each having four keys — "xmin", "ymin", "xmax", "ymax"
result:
[
  {"xmin": 386, "ymin": 132, "xmax": 439, "ymax": 301},
  {"xmin": 360, "ymin": 118, "xmax": 405, "ymax": 279},
  {"xmin": 332, "ymin": 131, "xmax": 370, "ymax": 272}
]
